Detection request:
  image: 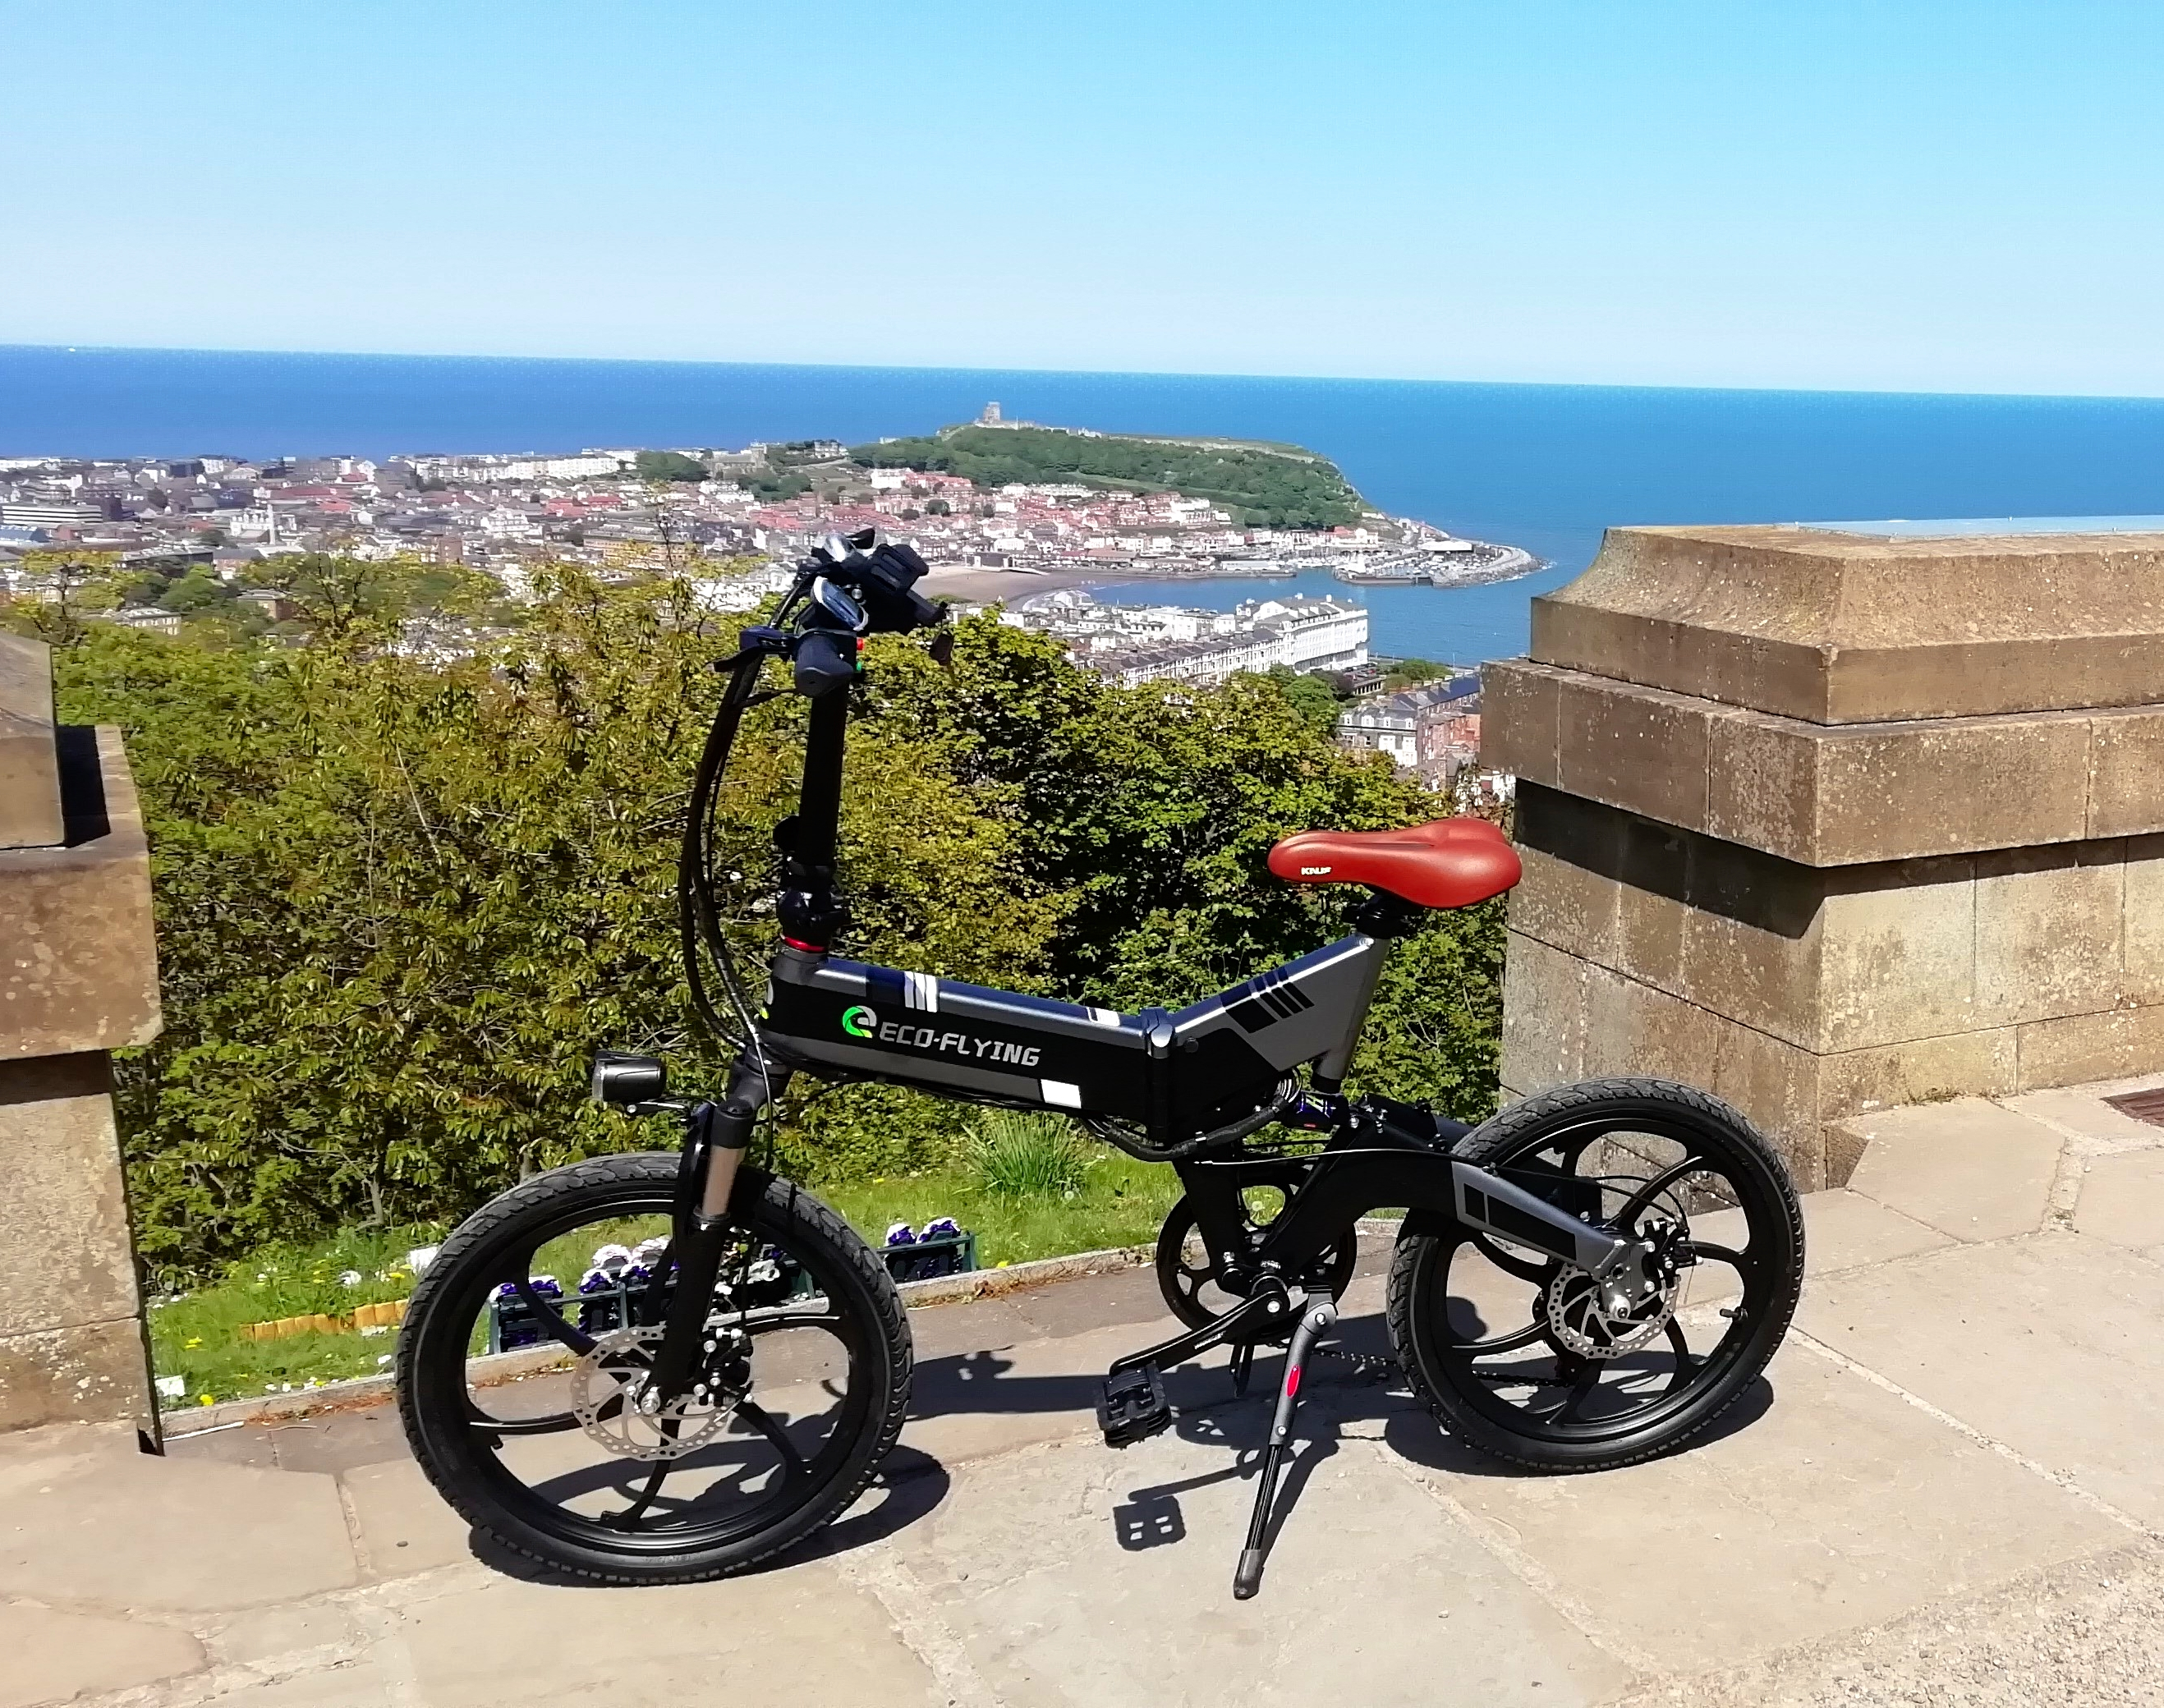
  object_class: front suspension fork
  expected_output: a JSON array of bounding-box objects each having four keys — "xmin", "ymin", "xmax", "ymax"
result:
[{"xmin": 644, "ymin": 1056, "xmax": 785, "ymax": 1403}]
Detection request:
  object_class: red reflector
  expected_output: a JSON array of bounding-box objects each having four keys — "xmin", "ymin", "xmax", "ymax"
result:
[
  {"xmin": 1284, "ymin": 1366, "xmax": 1301, "ymax": 1398},
  {"xmin": 782, "ymin": 937, "xmax": 825, "ymax": 953}
]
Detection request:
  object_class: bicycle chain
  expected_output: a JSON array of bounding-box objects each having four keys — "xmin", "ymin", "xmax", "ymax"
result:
[{"xmin": 1315, "ymin": 1343, "xmax": 1398, "ymax": 1380}]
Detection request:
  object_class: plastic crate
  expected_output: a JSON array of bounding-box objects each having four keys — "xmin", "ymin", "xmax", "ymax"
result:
[{"xmin": 881, "ymin": 1230, "xmax": 976, "ymax": 1285}]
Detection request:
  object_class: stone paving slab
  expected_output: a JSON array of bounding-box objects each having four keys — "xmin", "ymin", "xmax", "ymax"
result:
[
  {"xmin": 1801, "ymin": 1228, "xmax": 2164, "ymax": 1527},
  {"xmin": 1620, "ymin": 1539, "xmax": 2164, "ymax": 1707},
  {"xmin": 1840, "ymin": 1098, "xmax": 2065, "ymax": 1240},
  {"xmin": 0, "ymin": 1600, "xmax": 204, "ymax": 1708},
  {"xmin": 1387, "ymin": 1334, "xmax": 2122, "ymax": 1674},
  {"xmin": 26, "ymin": 1082, "xmax": 2164, "ymax": 1706},
  {"xmin": 0, "ymin": 1423, "xmax": 359, "ymax": 1614},
  {"xmin": 1997, "ymin": 1081, "xmax": 2164, "ymax": 1152},
  {"xmin": 2072, "ymin": 1144, "xmax": 2164, "ymax": 1251},
  {"xmin": 871, "ymin": 1413, "xmax": 1636, "ymax": 1707},
  {"xmin": 388, "ymin": 1560, "xmax": 946, "ymax": 1708}
]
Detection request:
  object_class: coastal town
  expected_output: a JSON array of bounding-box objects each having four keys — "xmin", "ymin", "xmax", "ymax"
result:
[{"xmin": 0, "ymin": 420, "xmax": 1521, "ymax": 796}]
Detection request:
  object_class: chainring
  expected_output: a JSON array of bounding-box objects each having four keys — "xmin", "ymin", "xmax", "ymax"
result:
[{"xmin": 569, "ymin": 1324, "xmax": 749, "ymax": 1461}]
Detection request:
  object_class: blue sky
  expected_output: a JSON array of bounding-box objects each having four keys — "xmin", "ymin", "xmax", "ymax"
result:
[{"xmin": 5, "ymin": 2, "xmax": 2161, "ymax": 394}]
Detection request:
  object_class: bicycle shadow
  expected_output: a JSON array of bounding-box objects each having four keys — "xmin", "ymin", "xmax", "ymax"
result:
[{"xmin": 473, "ymin": 1302, "xmax": 1777, "ymax": 1582}]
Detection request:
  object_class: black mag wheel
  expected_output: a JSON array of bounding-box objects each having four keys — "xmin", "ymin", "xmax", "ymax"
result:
[
  {"xmin": 1387, "ymin": 1077, "xmax": 1803, "ymax": 1472},
  {"xmin": 397, "ymin": 1153, "xmax": 911, "ymax": 1584}
]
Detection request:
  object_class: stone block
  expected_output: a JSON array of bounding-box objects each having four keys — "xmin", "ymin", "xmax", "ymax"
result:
[
  {"xmin": 0, "ymin": 633, "xmax": 63, "ymax": 851},
  {"xmin": 1505, "ymin": 844, "xmax": 1618, "ymax": 966},
  {"xmin": 2087, "ymin": 706, "xmax": 2164, "ymax": 838},
  {"xmin": 1617, "ymin": 816, "xmax": 1692, "ymax": 986},
  {"xmin": 2017, "ymin": 1003, "xmax": 2164, "ymax": 1091},
  {"xmin": 1579, "ymin": 961, "xmax": 1716, "ymax": 1090},
  {"xmin": 1972, "ymin": 843, "xmax": 2127, "ymax": 1027},
  {"xmin": 2120, "ymin": 834, "xmax": 2164, "ymax": 1004},
  {"xmin": 1815, "ymin": 863, "xmax": 1977, "ymax": 1051},
  {"xmin": 1576, "ymin": 960, "xmax": 1823, "ymax": 1186},
  {"xmin": 1555, "ymin": 670, "xmax": 1710, "ymax": 832},
  {"xmin": 1503, "ymin": 660, "xmax": 2107, "ymax": 864},
  {"xmin": 1674, "ymin": 861, "xmax": 1823, "ymax": 1052},
  {"xmin": 1497, "ymin": 930, "xmax": 1587, "ymax": 1096},
  {"xmin": 1478, "ymin": 656, "xmax": 1559, "ymax": 780},
  {"xmin": 0, "ymin": 1317, "xmax": 157, "ymax": 1432},
  {"xmin": 0, "ymin": 1052, "xmax": 140, "ymax": 1337},
  {"xmin": 1817, "ymin": 1029, "xmax": 2019, "ymax": 1134},
  {"xmin": 0, "ymin": 726, "xmax": 161, "ymax": 1058},
  {"xmin": 1532, "ymin": 522, "xmax": 2164, "ymax": 723},
  {"xmin": 1803, "ymin": 713, "xmax": 2092, "ymax": 864}
]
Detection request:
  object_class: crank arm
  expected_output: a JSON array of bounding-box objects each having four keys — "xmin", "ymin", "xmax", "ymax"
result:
[
  {"xmin": 1451, "ymin": 1159, "xmax": 1633, "ymax": 1278},
  {"xmin": 1109, "ymin": 1276, "xmax": 1297, "ymax": 1379}
]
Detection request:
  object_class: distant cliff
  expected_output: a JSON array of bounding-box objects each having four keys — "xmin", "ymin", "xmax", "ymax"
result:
[{"xmin": 849, "ymin": 424, "xmax": 1367, "ymax": 530}]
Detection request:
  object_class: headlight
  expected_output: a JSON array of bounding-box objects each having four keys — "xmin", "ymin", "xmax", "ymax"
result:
[{"xmin": 590, "ymin": 1051, "xmax": 667, "ymax": 1108}]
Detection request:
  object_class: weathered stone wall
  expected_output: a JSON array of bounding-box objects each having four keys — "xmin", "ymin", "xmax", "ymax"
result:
[
  {"xmin": 1485, "ymin": 523, "xmax": 2164, "ymax": 1188},
  {"xmin": 0, "ymin": 633, "xmax": 161, "ymax": 1435}
]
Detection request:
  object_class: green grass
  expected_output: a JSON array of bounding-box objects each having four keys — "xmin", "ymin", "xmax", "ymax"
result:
[
  {"xmin": 821, "ymin": 1138, "xmax": 1184, "ymax": 1269},
  {"xmin": 149, "ymin": 1134, "xmax": 1188, "ymax": 1408},
  {"xmin": 149, "ymin": 1224, "xmax": 442, "ymax": 1410}
]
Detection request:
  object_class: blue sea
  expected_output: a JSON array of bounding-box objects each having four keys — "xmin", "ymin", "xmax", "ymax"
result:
[{"xmin": 8, "ymin": 345, "xmax": 2164, "ymax": 662}]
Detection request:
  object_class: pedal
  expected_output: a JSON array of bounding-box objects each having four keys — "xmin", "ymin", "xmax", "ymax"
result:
[{"xmin": 1097, "ymin": 1367, "xmax": 1173, "ymax": 1448}]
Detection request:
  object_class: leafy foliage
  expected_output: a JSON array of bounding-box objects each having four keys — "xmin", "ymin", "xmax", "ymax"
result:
[
  {"xmin": 850, "ymin": 425, "xmax": 1366, "ymax": 529},
  {"xmin": 633, "ymin": 449, "xmax": 708, "ymax": 483},
  {"xmin": 55, "ymin": 565, "xmax": 1500, "ymax": 1280}
]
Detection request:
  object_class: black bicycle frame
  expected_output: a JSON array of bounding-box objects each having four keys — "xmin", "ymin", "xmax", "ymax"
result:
[{"xmin": 714, "ymin": 648, "xmax": 1625, "ymax": 1298}]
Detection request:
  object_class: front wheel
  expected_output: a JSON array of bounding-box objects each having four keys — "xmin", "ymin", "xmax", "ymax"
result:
[
  {"xmin": 397, "ymin": 1153, "xmax": 911, "ymax": 1583},
  {"xmin": 1388, "ymin": 1077, "xmax": 1802, "ymax": 1472}
]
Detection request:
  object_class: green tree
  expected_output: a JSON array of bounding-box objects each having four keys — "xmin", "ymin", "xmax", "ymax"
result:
[
  {"xmin": 240, "ymin": 553, "xmax": 490, "ymax": 645},
  {"xmin": 633, "ymin": 450, "xmax": 707, "ymax": 483},
  {"xmin": 850, "ymin": 425, "xmax": 1365, "ymax": 529},
  {"xmin": 57, "ymin": 578, "xmax": 1502, "ymax": 1279},
  {"xmin": 1260, "ymin": 664, "xmax": 1344, "ymax": 735},
  {"xmin": 0, "ymin": 549, "xmax": 124, "ymax": 645},
  {"xmin": 157, "ymin": 569, "xmax": 232, "ymax": 613}
]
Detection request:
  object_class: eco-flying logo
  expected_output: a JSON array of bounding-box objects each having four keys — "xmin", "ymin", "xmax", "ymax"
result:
[{"xmin": 841, "ymin": 1004, "xmax": 876, "ymax": 1038}]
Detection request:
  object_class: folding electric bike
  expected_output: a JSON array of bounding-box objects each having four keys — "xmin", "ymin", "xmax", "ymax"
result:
[{"xmin": 397, "ymin": 532, "xmax": 1804, "ymax": 1597}]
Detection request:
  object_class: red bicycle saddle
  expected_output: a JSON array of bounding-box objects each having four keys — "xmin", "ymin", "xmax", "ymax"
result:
[{"xmin": 1266, "ymin": 818, "xmax": 1521, "ymax": 910}]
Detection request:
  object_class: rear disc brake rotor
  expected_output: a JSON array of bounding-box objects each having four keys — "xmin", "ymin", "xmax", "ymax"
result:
[{"xmin": 1542, "ymin": 1260, "xmax": 1679, "ymax": 1361}]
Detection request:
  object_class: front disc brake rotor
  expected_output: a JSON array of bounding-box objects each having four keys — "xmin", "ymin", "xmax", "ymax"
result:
[{"xmin": 570, "ymin": 1324, "xmax": 748, "ymax": 1461}]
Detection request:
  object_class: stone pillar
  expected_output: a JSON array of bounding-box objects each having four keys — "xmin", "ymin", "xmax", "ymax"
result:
[
  {"xmin": 1484, "ymin": 522, "xmax": 2164, "ymax": 1190},
  {"xmin": 0, "ymin": 633, "xmax": 162, "ymax": 1435}
]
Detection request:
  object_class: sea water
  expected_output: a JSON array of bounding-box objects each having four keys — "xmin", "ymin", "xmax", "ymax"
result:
[{"xmin": 7, "ymin": 345, "xmax": 2164, "ymax": 661}]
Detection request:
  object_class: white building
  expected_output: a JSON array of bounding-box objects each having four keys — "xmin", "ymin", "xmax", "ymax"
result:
[{"xmin": 1240, "ymin": 595, "xmax": 1369, "ymax": 673}]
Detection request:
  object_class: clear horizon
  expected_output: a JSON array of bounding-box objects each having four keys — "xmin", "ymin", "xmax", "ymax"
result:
[
  {"xmin": 9, "ymin": 343, "xmax": 2164, "ymax": 408},
  {"xmin": 7, "ymin": 3, "xmax": 2163, "ymax": 398}
]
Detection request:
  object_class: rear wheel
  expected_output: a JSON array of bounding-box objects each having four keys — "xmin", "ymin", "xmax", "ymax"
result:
[
  {"xmin": 1388, "ymin": 1077, "xmax": 1802, "ymax": 1471},
  {"xmin": 397, "ymin": 1153, "xmax": 910, "ymax": 1583}
]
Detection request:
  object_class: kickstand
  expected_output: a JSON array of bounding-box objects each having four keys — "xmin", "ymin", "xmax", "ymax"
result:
[
  {"xmin": 1229, "ymin": 1343, "xmax": 1255, "ymax": 1399},
  {"xmin": 1233, "ymin": 1295, "xmax": 1337, "ymax": 1600}
]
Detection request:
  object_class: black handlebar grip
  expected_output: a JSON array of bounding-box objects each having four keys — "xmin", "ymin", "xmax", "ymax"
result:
[{"xmin": 793, "ymin": 630, "xmax": 858, "ymax": 696}]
